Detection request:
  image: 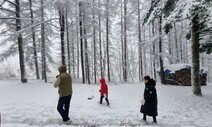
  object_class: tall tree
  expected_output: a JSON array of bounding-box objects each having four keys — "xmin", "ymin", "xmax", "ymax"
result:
[
  {"xmin": 191, "ymin": 11, "xmax": 201, "ymax": 96},
  {"xmin": 58, "ymin": 4, "xmax": 66, "ymax": 65},
  {"xmin": 65, "ymin": 6, "xmax": 71, "ymax": 73},
  {"xmin": 98, "ymin": 0, "xmax": 103, "ymax": 78},
  {"xmin": 71, "ymin": 21, "xmax": 76, "ymax": 78},
  {"xmin": 167, "ymin": 25, "xmax": 173, "ymax": 64},
  {"xmin": 40, "ymin": 0, "xmax": 47, "ymax": 82},
  {"xmin": 83, "ymin": 7, "xmax": 90, "ymax": 84},
  {"xmin": 158, "ymin": 16, "xmax": 166, "ymax": 84},
  {"xmin": 152, "ymin": 21, "xmax": 157, "ymax": 80},
  {"xmin": 0, "ymin": 0, "xmax": 56, "ymax": 82},
  {"xmin": 142, "ymin": 26, "xmax": 146, "ymax": 75},
  {"xmin": 16, "ymin": 0, "xmax": 27, "ymax": 83},
  {"xmin": 93, "ymin": 0, "xmax": 97, "ymax": 84},
  {"xmin": 174, "ymin": 22, "xmax": 179, "ymax": 63},
  {"xmin": 120, "ymin": 0, "xmax": 124, "ymax": 81},
  {"xmin": 79, "ymin": 2, "xmax": 85, "ymax": 83},
  {"xmin": 76, "ymin": 8, "xmax": 80, "ymax": 78},
  {"xmin": 123, "ymin": 0, "xmax": 127, "ymax": 82},
  {"xmin": 29, "ymin": 0, "xmax": 39, "ymax": 79},
  {"xmin": 179, "ymin": 22, "xmax": 184, "ymax": 62},
  {"xmin": 137, "ymin": 0, "xmax": 143, "ymax": 81},
  {"xmin": 106, "ymin": 0, "xmax": 110, "ymax": 82},
  {"xmin": 0, "ymin": 0, "xmax": 28, "ymax": 83}
]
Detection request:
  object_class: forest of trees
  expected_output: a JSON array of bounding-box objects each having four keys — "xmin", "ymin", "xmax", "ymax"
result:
[{"xmin": 0, "ymin": 0, "xmax": 212, "ymax": 96}]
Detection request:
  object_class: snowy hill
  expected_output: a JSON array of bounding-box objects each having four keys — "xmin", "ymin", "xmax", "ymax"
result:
[{"xmin": 0, "ymin": 80, "xmax": 212, "ymax": 127}]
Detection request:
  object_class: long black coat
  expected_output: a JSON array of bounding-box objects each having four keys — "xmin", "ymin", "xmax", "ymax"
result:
[{"xmin": 140, "ymin": 79, "xmax": 158, "ymax": 116}]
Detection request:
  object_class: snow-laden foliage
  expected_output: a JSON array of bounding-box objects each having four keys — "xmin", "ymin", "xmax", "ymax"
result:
[
  {"xmin": 144, "ymin": 0, "xmax": 212, "ymax": 54},
  {"xmin": 145, "ymin": 0, "xmax": 212, "ymax": 26},
  {"xmin": 0, "ymin": 0, "xmax": 55, "ymax": 76}
]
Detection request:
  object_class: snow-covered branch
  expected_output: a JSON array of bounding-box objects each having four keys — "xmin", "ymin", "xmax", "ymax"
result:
[
  {"xmin": 0, "ymin": 17, "xmax": 16, "ymax": 19},
  {"xmin": 4, "ymin": 0, "xmax": 17, "ymax": 7},
  {"xmin": 0, "ymin": 7, "xmax": 17, "ymax": 14}
]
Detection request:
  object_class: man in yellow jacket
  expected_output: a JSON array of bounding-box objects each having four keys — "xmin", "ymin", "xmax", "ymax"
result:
[{"xmin": 54, "ymin": 65, "xmax": 72, "ymax": 122}]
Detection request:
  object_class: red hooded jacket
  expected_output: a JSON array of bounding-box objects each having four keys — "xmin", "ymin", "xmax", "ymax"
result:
[{"xmin": 100, "ymin": 78, "xmax": 108, "ymax": 96}]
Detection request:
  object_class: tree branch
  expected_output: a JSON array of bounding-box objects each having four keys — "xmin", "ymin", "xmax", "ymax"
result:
[
  {"xmin": 200, "ymin": 27, "xmax": 212, "ymax": 34},
  {"xmin": 0, "ymin": 17, "xmax": 16, "ymax": 20},
  {"xmin": 17, "ymin": 18, "xmax": 59, "ymax": 33},
  {"xmin": 0, "ymin": 17, "xmax": 37, "ymax": 20},
  {"xmin": 0, "ymin": 1, "xmax": 6, "ymax": 6},
  {"xmin": 4, "ymin": 0, "xmax": 17, "ymax": 7},
  {"xmin": 46, "ymin": 22, "xmax": 60, "ymax": 29},
  {"xmin": 0, "ymin": 7, "xmax": 17, "ymax": 14}
]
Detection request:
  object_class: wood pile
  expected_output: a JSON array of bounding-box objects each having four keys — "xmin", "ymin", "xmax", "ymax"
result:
[
  {"xmin": 158, "ymin": 67, "xmax": 207, "ymax": 86},
  {"xmin": 175, "ymin": 68, "xmax": 191, "ymax": 86}
]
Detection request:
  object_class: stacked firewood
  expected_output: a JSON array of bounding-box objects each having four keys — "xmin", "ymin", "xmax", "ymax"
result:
[
  {"xmin": 158, "ymin": 68, "xmax": 207, "ymax": 86},
  {"xmin": 175, "ymin": 68, "xmax": 191, "ymax": 86}
]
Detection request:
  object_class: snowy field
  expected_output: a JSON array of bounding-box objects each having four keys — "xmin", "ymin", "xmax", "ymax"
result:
[{"xmin": 0, "ymin": 80, "xmax": 212, "ymax": 127}]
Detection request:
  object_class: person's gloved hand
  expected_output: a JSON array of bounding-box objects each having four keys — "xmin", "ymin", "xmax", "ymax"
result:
[
  {"xmin": 56, "ymin": 75, "xmax": 58, "ymax": 78},
  {"xmin": 140, "ymin": 98, "xmax": 145, "ymax": 105},
  {"xmin": 99, "ymin": 90, "xmax": 101, "ymax": 92}
]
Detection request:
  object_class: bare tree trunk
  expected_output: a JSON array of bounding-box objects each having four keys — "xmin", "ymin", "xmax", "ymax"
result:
[
  {"xmin": 180, "ymin": 22, "xmax": 184, "ymax": 62},
  {"xmin": 76, "ymin": 10, "xmax": 80, "ymax": 78},
  {"xmin": 143, "ymin": 26, "xmax": 146, "ymax": 75},
  {"xmin": 123, "ymin": 0, "xmax": 127, "ymax": 82},
  {"xmin": 185, "ymin": 40, "xmax": 189, "ymax": 64},
  {"xmin": 71, "ymin": 21, "xmax": 75, "ymax": 78},
  {"xmin": 152, "ymin": 21, "xmax": 157, "ymax": 80},
  {"xmin": 93, "ymin": 0, "xmax": 97, "ymax": 84},
  {"xmin": 209, "ymin": 59, "xmax": 212, "ymax": 83},
  {"xmin": 82, "ymin": 3, "xmax": 90, "ymax": 84},
  {"xmin": 29, "ymin": 0, "xmax": 39, "ymax": 79},
  {"xmin": 84, "ymin": 25, "xmax": 90, "ymax": 84},
  {"xmin": 201, "ymin": 53, "xmax": 204, "ymax": 67},
  {"xmin": 159, "ymin": 16, "xmax": 166, "ymax": 84},
  {"xmin": 137, "ymin": 0, "xmax": 143, "ymax": 81},
  {"xmin": 121, "ymin": 0, "xmax": 124, "ymax": 81},
  {"xmin": 40, "ymin": 0, "xmax": 47, "ymax": 83},
  {"xmin": 98, "ymin": 0, "xmax": 103, "ymax": 78},
  {"xmin": 106, "ymin": 0, "xmax": 110, "ymax": 82},
  {"xmin": 65, "ymin": 7, "xmax": 71, "ymax": 74},
  {"xmin": 182, "ymin": 21, "xmax": 188, "ymax": 63},
  {"xmin": 15, "ymin": 0, "xmax": 27, "ymax": 83},
  {"xmin": 191, "ymin": 13, "xmax": 202, "ymax": 96},
  {"xmin": 79, "ymin": 2, "xmax": 85, "ymax": 83},
  {"xmin": 58, "ymin": 6, "xmax": 66, "ymax": 65},
  {"xmin": 174, "ymin": 22, "xmax": 179, "ymax": 63},
  {"xmin": 184, "ymin": 22, "xmax": 189, "ymax": 64},
  {"xmin": 168, "ymin": 32, "xmax": 173, "ymax": 64}
]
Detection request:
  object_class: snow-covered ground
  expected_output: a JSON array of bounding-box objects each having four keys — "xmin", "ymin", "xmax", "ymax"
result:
[{"xmin": 0, "ymin": 80, "xmax": 212, "ymax": 127}]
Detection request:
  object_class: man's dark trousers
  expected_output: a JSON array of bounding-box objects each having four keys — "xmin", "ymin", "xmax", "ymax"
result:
[{"xmin": 57, "ymin": 95, "xmax": 72, "ymax": 122}]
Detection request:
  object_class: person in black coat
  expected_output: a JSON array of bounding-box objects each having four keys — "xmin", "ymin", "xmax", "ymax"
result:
[{"xmin": 140, "ymin": 76, "xmax": 158, "ymax": 123}]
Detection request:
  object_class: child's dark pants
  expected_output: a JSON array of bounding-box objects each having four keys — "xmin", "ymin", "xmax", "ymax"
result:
[{"xmin": 100, "ymin": 96, "xmax": 110, "ymax": 105}]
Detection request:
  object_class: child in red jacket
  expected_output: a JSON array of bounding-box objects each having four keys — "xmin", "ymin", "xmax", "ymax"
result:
[{"xmin": 99, "ymin": 78, "xmax": 110, "ymax": 105}]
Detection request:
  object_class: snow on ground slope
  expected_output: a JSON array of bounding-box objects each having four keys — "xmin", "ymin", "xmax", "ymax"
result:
[{"xmin": 0, "ymin": 80, "xmax": 212, "ymax": 127}]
